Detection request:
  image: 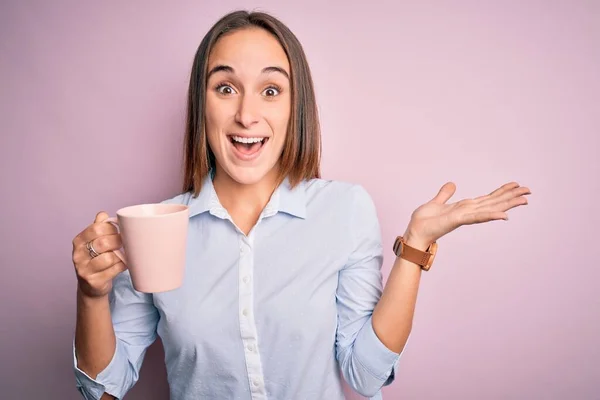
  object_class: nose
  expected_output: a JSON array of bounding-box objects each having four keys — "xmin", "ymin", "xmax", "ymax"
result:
[{"xmin": 234, "ymin": 94, "xmax": 260, "ymax": 128}]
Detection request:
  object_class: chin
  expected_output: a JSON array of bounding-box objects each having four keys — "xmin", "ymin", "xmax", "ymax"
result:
[{"xmin": 221, "ymin": 163, "xmax": 277, "ymax": 186}]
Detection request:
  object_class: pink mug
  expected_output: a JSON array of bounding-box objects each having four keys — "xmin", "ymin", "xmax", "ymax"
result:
[{"xmin": 105, "ymin": 203, "xmax": 189, "ymax": 293}]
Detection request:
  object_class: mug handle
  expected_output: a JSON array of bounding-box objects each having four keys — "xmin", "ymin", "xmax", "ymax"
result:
[{"xmin": 105, "ymin": 217, "xmax": 127, "ymax": 266}]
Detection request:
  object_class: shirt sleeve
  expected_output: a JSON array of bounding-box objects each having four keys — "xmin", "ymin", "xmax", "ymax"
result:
[
  {"xmin": 73, "ymin": 269, "xmax": 159, "ymax": 399},
  {"xmin": 335, "ymin": 184, "xmax": 410, "ymax": 398}
]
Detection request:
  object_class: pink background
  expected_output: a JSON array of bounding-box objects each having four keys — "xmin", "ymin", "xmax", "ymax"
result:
[{"xmin": 1, "ymin": 1, "xmax": 598, "ymax": 399}]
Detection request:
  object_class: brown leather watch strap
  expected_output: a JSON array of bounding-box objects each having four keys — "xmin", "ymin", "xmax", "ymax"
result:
[{"xmin": 393, "ymin": 236, "xmax": 438, "ymax": 271}]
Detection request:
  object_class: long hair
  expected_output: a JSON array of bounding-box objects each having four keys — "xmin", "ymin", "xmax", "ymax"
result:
[{"xmin": 182, "ymin": 10, "xmax": 321, "ymax": 197}]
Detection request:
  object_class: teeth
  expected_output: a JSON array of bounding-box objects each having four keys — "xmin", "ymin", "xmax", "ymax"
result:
[{"xmin": 231, "ymin": 136, "xmax": 264, "ymax": 144}]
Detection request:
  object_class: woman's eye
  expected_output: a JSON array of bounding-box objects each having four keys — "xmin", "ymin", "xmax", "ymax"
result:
[
  {"xmin": 216, "ymin": 85, "xmax": 236, "ymax": 95},
  {"xmin": 262, "ymin": 86, "xmax": 281, "ymax": 97}
]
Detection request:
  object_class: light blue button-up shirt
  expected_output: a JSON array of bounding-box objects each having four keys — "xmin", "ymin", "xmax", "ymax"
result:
[{"xmin": 73, "ymin": 175, "xmax": 407, "ymax": 399}]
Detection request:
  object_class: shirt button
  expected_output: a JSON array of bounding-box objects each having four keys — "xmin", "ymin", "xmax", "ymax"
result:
[
  {"xmin": 247, "ymin": 344, "xmax": 254, "ymax": 352},
  {"xmin": 252, "ymin": 378, "xmax": 260, "ymax": 387},
  {"xmin": 242, "ymin": 276, "xmax": 250, "ymax": 284},
  {"xmin": 242, "ymin": 308, "xmax": 249, "ymax": 317}
]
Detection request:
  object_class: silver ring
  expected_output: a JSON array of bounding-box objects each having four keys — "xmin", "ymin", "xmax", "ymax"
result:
[{"xmin": 86, "ymin": 241, "xmax": 100, "ymax": 258}]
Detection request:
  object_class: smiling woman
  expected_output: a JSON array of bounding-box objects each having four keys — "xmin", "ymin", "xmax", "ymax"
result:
[{"xmin": 71, "ymin": 8, "xmax": 531, "ymax": 400}]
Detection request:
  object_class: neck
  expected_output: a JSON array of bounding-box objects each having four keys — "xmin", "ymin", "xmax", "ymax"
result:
[{"xmin": 212, "ymin": 166, "xmax": 280, "ymax": 219}]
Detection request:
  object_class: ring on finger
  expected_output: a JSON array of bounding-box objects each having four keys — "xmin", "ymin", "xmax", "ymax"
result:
[{"xmin": 86, "ymin": 240, "xmax": 100, "ymax": 258}]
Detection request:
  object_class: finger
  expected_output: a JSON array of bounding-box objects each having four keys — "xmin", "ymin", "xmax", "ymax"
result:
[
  {"xmin": 489, "ymin": 182, "xmax": 520, "ymax": 197},
  {"xmin": 94, "ymin": 211, "xmax": 110, "ymax": 224},
  {"xmin": 474, "ymin": 182, "xmax": 520, "ymax": 202},
  {"xmin": 73, "ymin": 211, "xmax": 113, "ymax": 248},
  {"xmin": 431, "ymin": 182, "xmax": 456, "ymax": 204},
  {"xmin": 74, "ymin": 233, "xmax": 122, "ymax": 265},
  {"xmin": 87, "ymin": 234, "xmax": 122, "ymax": 256},
  {"xmin": 477, "ymin": 186, "xmax": 531, "ymax": 208},
  {"xmin": 81, "ymin": 219, "xmax": 119, "ymax": 243},
  {"xmin": 72, "ymin": 245, "xmax": 92, "ymax": 265},
  {"xmin": 92, "ymin": 259, "xmax": 127, "ymax": 283},
  {"xmin": 479, "ymin": 195, "xmax": 529, "ymax": 213},
  {"xmin": 83, "ymin": 261, "xmax": 127, "ymax": 292},
  {"xmin": 84, "ymin": 251, "xmax": 123, "ymax": 276}
]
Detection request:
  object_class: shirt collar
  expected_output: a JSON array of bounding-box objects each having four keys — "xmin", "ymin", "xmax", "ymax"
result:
[
  {"xmin": 187, "ymin": 174, "xmax": 220, "ymax": 218},
  {"xmin": 187, "ymin": 174, "xmax": 307, "ymax": 220},
  {"xmin": 272, "ymin": 177, "xmax": 307, "ymax": 219}
]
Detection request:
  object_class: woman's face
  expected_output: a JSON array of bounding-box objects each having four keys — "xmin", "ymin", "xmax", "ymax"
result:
[{"xmin": 205, "ymin": 27, "xmax": 291, "ymax": 186}]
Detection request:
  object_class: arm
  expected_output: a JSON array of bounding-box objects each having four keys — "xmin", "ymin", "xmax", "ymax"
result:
[
  {"xmin": 75, "ymin": 288, "xmax": 117, "ymax": 380},
  {"xmin": 73, "ymin": 270, "xmax": 159, "ymax": 400},
  {"xmin": 336, "ymin": 181, "xmax": 531, "ymax": 396},
  {"xmin": 75, "ymin": 289, "xmax": 118, "ymax": 400},
  {"xmin": 335, "ymin": 185, "xmax": 405, "ymax": 398}
]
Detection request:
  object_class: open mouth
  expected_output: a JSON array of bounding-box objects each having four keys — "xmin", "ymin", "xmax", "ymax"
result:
[{"xmin": 228, "ymin": 135, "xmax": 269, "ymax": 159}]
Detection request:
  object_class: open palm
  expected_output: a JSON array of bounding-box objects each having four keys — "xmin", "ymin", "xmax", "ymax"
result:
[{"xmin": 407, "ymin": 181, "xmax": 531, "ymax": 245}]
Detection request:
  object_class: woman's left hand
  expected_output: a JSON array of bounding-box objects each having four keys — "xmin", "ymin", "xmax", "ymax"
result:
[{"xmin": 404, "ymin": 181, "xmax": 531, "ymax": 248}]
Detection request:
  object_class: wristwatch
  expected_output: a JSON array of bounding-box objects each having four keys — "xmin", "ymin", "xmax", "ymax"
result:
[{"xmin": 393, "ymin": 236, "xmax": 438, "ymax": 271}]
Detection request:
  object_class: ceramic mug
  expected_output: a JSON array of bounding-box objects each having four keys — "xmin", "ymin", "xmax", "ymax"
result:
[{"xmin": 105, "ymin": 203, "xmax": 189, "ymax": 293}]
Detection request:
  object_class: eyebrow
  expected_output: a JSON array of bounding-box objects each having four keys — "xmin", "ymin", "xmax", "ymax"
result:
[{"xmin": 207, "ymin": 64, "xmax": 290, "ymax": 80}]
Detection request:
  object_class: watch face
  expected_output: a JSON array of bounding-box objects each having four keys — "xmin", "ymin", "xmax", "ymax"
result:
[
  {"xmin": 393, "ymin": 236, "xmax": 403, "ymax": 257},
  {"xmin": 426, "ymin": 242, "xmax": 438, "ymax": 269}
]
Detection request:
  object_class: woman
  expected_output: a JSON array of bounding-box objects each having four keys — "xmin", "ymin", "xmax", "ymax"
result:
[{"xmin": 71, "ymin": 10, "xmax": 530, "ymax": 400}]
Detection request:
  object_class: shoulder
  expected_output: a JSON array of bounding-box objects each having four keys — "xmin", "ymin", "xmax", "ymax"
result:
[
  {"xmin": 303, "ymin": 178, "xmax": 377, "ymax": 214},
  {"xmin": 159, "ymin": 191, "xmax": 195, "ymax": 206},
  {"xmin": 303, "ymin": 178, "xmax": 382, "ymax": 251}
]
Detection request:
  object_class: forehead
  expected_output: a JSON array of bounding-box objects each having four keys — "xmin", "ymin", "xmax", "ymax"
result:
[{"xmin": 208, "ymin": 27, "xmax": 290, "ymax": 76}]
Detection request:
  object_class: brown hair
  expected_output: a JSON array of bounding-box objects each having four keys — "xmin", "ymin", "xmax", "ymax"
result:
[{"xmin": 182, "ymin": 10, "xmax": 321, "ymax": 197}]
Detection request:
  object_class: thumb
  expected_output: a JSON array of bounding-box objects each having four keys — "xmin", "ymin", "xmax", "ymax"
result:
[
  {"xmin": 94, "ymin": 211, "xmax": 110, "ymax": 224},
  {"xmin": 431, "ymin": 182, "xmax": 456, "ymax": 204}
]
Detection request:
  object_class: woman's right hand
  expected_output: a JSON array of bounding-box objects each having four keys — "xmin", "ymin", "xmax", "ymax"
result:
[{"xmin": 72, "ymin": 212, "xmax": 127, "ymax": 299}]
